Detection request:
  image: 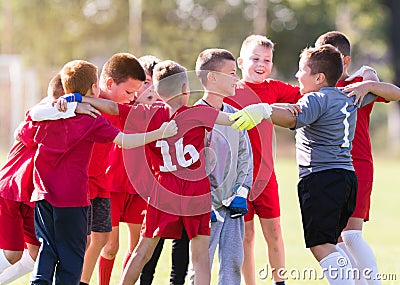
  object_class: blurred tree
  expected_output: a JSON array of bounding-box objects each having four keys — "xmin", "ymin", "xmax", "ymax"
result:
[{"xmin": 0, "ymin": 0, "xmax": 395, "ymax": 88}]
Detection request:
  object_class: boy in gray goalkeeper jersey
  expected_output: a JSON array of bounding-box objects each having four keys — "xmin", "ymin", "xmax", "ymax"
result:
[
  {"xmin": 232, "ymin": 44, "xmax": 377, "ymax": 285},
  {"xmin": 190, "ymin": 48, "xmax": 253, "ymax": 285}
]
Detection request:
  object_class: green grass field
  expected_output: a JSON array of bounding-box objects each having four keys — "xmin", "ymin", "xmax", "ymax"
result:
[{"xmin": 6, "ymin": 156, "xmax": 400, "ymax": 284}]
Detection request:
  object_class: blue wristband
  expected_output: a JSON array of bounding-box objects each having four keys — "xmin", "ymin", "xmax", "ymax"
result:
[{"xmin": 72, "ymin": 92, "xmax": 83, "ymax": 103}]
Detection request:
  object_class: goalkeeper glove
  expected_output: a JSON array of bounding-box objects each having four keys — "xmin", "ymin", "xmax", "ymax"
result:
[
  {"xmin": 222, "ymin": 185, "xmax": 249, "ymax": 219},
  {"xmin": 229, "ymin": 103, "xmax": 272, "ymax": 130},
  {"xmin": 62, "ymin": 92, "xmax": 83, "ymax": 103},
  {"xmin": 210, "ymin": 207, "xmax": 224, "ymax": 223}
]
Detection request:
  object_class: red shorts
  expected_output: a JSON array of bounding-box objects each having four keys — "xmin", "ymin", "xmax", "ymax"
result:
[
  {"xmin": 351, "ymin": 179, "xmax": 372, "ymax": 221},
  {"xmin": 110, "ymin": 192, "xmax": 147, "ymax": 226},
  {"xmin": 141, "ymin": 175, "xmax": 211, "ymax": 240},
  {"xmin": 141, "ymin": 205, "xmax": 210, "ymax": 240},
  {"xmin": 245, "ymin": 172, "xmax": 280, "ymax": 222},
  {"xmin": 0, "ymin": 197, "xmax": 40, "ymax": 250}
]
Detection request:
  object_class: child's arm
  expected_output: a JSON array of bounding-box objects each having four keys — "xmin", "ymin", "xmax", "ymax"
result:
[
  {"xmin": 229, "ymin": 103, "xmax": 299, "ymax": 130},
  {"xmin": 344, "ymin": 81, "xmax": 400, "ymax": 105},
  {"xmin": 30, "ymin": 102, "xmax": 78, "ymax": 121},
  {"xmin": 269, "ymin": 104, "xmax": 299, "ymax": 129},
  {"xmin": 56, "ymin": 94, "xmax": 120, "ymax": 116},
  {"xmin": 113, "ymin": 120, "xmax": 177, "ymax": 149},
  {"xmin": 81, "ymin": 96, "xmax": 120, "ymax": 115}
]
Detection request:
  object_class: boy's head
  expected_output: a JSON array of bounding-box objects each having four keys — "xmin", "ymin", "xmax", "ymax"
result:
[
  {"xmin": 60, "ymin": 60, "xmax": 99, "ymax": 97},
  {"xmin": 152, "ymin": 60, "xmax": 189, "ymax": 103},
  {"xmin": 195, "ymin": 48, "xmax": 238, "ymax": 97},
  {"xmin": 296, "ymin": 44, "xmax": 343, "ymax": 94},
  {"xmin": 100, "ymin": 53, "xmax": 146, "ymax": 103},
  {"xmin": 238, "ymin": 35, "xmax": 274, "ymax": 84},
  {"xmin": 136, "ymin": 55, "xmax": 162, "ymax": 105},
  {"xmin": 315, "ymin": 31, "xmax": 351, "ymax": 77},
  {"xmin": 47, "ymin": 73, "xmax": 64, "ymax": 100}
]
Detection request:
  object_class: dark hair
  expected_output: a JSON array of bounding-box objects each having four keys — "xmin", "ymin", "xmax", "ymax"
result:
[
  {"xmin": 300, "ymin": 44, "xmax": 343, "ymax": 86},
  {"xmin": 315, "ymin": 31, "xmax": 351, "ymax": 57},
  {"xmin": 152, "ymin": 60, "xmax": 187, "ymax": 98},
  {"xmin": 100, "ymin": 53, "xmax": 146, "ymax": 85},
  {"xmin": 139, "ymin": 55, "xmax": 162, "ymax": 77},
  {"xmin": 195, "ymin": 48, "xmax": 236, "ymax": 86},
  {"xmin": 61, "ymin": 60, "xmax": 98, "ymax": 95}
]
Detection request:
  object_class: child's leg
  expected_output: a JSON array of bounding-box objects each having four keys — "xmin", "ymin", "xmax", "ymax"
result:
[
  {"xmin": 190, "ymin": 235, "xmax": 211, "ymax": 285},
  {"xmin": 52, "ymin": 205, "xmax": 88, "ymax": 284},
  {"xmin": 259, "ymin": 217, "xmax": 285, "ymax": 283},
  {"xmin": 341, "ymin": 227, "xmax": 381, "ymax": 285},
  {"xmin": 311, "ymin": 244, "xmax": 355, "ymax": 285},
  {"xmin": 124, "ymin": 222, "xmax": 142, "ymax": 267},
  {"xmin": 140, "ymin": 238, "xmax": 165, "ymax": 285},
  {"xmin": 218, "ymin": 213, "xmax": 245, "ymax": 285},
  {"xmin": 81, "ymin": 231, "xmax": 110, "ymax": 284},
  {"xmin": 242, "ymin": 220, "xmax": 256, "ymax": 285},
  {"xmin": 82, "ymin": 197, "xmax": 112, "ymax": 284},
  {"xmin": 99, "ymin": 226, "xmax": 119, "ymax": 285},
  {"xmin": 30, "ymin": 200, "xmax": 58, "ymax": 284},
  {"xmin": 0, "ymin": 246, "xmax": 37, "ymax": 284},
  {"xmin": 170, "ymin": 229, "xmax": 190, "ymax": 285},
  {"xmin": 119, "ymin": 236, "xmax": 160, "ymax": 285}
]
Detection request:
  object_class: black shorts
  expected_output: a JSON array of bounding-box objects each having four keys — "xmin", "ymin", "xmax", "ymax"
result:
[
  {"xmin": 297, "ymin": 169, "xmax": 357, "ymax": 248},
  {"xmin": 88, "ymin": 197, "xmax": 112, "ymax": 234}
]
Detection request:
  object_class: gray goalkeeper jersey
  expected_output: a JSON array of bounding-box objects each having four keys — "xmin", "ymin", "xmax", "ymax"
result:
[
  {"xmin": 294, "ymin": 87, "xmax": 376, "ymax": 178},
  {"xmin": 195, "ymin": 99, "xmax": 253, "ymax": 210}
]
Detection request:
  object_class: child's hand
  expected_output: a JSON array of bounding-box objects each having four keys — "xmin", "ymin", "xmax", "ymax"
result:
[
  {"xmin": 229, "ymin": 103, "xmax": 272, "ymax": 130},
  {"xmin": 273, "ymin": 103, "xmax": 302, "ymax": 116},
  {"xmin": 159, "ymin": 120, "xmax": 178, "ymax": 138},
  {"xmin": 76, "ymin": 103, "xmax": 101, "ymax": 118},
  {"xmin": 54, "ymin": 97, "xmax": 68, "ymax": 112},
  {"xmin": 343, "ymin": 81, "xmax": 372, "ymax": 106}
]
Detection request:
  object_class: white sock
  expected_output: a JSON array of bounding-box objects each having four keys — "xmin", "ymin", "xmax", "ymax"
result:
[
  {"xmin": 337, "ymin": 242, "xmax": 368, "ymax": 285},
  {"xmin": 341, "ymin": 230, "xmax": 381, "ymax": 285},
  {"xmin": 319, "ymin": 252, "xmax": 355, "ymax": 285},
  {"xmin": 0, "ymin": 250, "xmax": 12, "ymax": 274},
  {"xmin": 0, "ymin": 249, "xmax": 35, "ymax": 284}
]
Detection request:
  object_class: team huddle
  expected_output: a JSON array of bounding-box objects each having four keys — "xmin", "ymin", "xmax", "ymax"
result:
[{"xmin": 0, "ymin": 31, "xmax": 400, "ymax": 285}]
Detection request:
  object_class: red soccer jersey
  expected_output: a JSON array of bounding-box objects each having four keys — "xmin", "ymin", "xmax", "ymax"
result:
[
  {"xmin": 0, "ymin": 116, "xmax": 37, "ymax": 206},
  {"xmin": 225, "ymin": 79, "xmax": 301, "ymax": 183},
  {"xmin": 337, "ymin": 77, "xmax": 387, "ymax": 180},
  {"xmin": 118, "ymin": 103, "xmax": 219, "ymax": 214},
  {"xmin": 19, "ymin": 114, "xmax": 120, "ymax": 207},
  {"xmin": 106, "ymin": 101, "xmax": 167, "ymax": 195},
  {"xmin": 88, "ymin": 112, "xmax": 121, "ymax": 199}
]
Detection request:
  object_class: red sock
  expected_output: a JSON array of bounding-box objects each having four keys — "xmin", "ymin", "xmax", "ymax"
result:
[
  {"xmin": 122, "ymin": 252, "xmax": 132, "ymax": 269},
  {"xmin": 98, "ymin": 256, "xmax": 115, "ymax": 285}
]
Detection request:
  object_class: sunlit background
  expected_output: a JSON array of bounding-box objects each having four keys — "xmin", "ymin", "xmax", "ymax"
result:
[{"xmin": 1, "ymin": 0, "xmax": 399, "ymax": 156}]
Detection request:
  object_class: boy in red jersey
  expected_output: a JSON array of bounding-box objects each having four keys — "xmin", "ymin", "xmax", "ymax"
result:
[
  {"xmin": 315, "ymin": 31, "xmax": 386, "ymax": 285},
  {"xmin": 20, "ymin": 60, "xmax": 177, "ymax": 285},
  {"xmin": 224, "ymin": 34, "xmax": 301, "ymax": 285},
  {"xmin": 97, "ymin": 55, "xmax": 163, "ymax": 285},
  {"xmin": 0, "ymin": 74, "xmax": 65, "ymax": 284},
  {"xmin": 66, "ymin": 60, "xmax": 271, "ymax": 285},
  {"xmin": 79, "ymin": 53, "xmax": 148, "ymax": 285}
]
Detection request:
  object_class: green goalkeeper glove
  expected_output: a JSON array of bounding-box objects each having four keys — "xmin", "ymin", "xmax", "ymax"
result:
[{"xmin": 229, "ymin": 103, "xmax": 272, "ymax": 130}]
